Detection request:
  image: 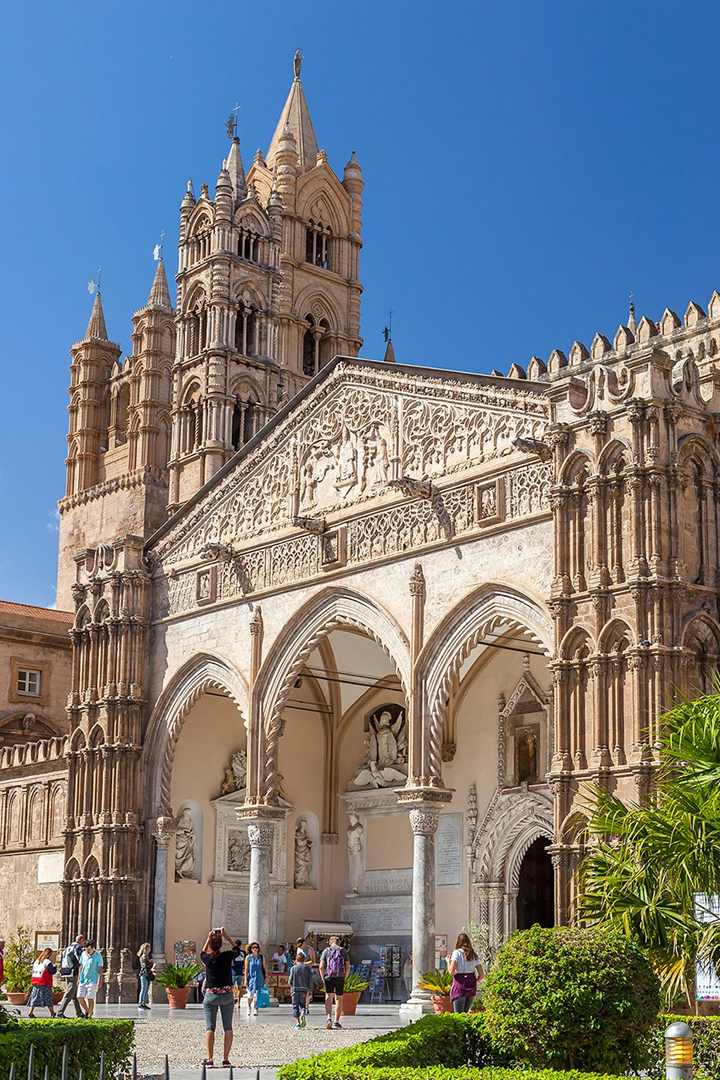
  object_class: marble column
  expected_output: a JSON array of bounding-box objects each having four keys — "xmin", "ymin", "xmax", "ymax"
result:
[
  {"xmin": 246, "ymin": 819, "xmax": 275, "ymax": 952},
  {"xmin": 399, "ymin": 800, "xmax": 442, "ymax": 1019},
  {"xmin": 150, "ymin": 817, "xmax": 178, "ymax": 973}
]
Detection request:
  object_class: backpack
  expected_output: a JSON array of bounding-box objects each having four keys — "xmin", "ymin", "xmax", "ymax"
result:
[
  {"xmin": 60, "ymin": 945, "xmax": 79, "ymax": 977},
  {"xmin": 327, "ymin": 946, "xmax": 345, "ymax": 979}
]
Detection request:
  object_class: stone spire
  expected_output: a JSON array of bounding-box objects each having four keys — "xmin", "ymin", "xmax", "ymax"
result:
[
  {"xmin": 85, "ymin": 291, "xmax": 108, "ymax": 341},
  {"xmin": 383, "ymin": 338, "xmax": 396, "ymax": 364},
  {"xmin": 147, "ymin": 259, "xmax": 172, "ymax": 310},
  {"xmin": 266, "ymin": 54, "xmax": 319, "ymax": 172},
  {"xmin": 226, "ymin": 136, "xmax": 247, "ymax": 201}
]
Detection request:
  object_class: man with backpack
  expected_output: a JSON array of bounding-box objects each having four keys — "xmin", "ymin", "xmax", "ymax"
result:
[
  {"xmin": 56, "ymin": 934, "xmax": 85, "ymax": 1018},
  {"xmin": 318, "ymin": 935, "xmax": 350, "ymax": 1029}
]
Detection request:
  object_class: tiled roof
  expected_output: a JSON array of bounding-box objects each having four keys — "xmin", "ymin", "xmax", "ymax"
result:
[{"xmin": 0, "ymin": 600, "xmax": 73, "ymax": 622}]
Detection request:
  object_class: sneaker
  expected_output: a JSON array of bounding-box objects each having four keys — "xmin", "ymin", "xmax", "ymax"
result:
[
  {"xmin": 334, "ymin": 1021, "xmax": 342, "ymax": 1028},
  {"xmin": 300, "ymin": 1014, "xmax": 306, "ymax": 1028},
  {"xmin": 326, "ymin": 1017, "xmax": 333, "ymax": 1029},
  {"xmin": 295, "ymin": 1022, "xmax": 302, "ymax": 1028}
]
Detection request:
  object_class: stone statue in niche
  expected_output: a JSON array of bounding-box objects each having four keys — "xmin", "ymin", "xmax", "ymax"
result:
[
  {"xmin": 220, "ymin": 749, "xmax": 248, "ymax": 796},
  {"xmin": 516, "ymin": 728, "xmax": 538, "ymax": 784},
  {"xmin": 294, "ymin": 818, "xmax": 313, "ymax": 887},
  {"xmin": 227, "ymin": 830, "xmax": 251, "ymax": 872},
  {"xmin": 351, "ymin": 706, "xmax": 408, "ymax": 788},
  {"xmin": 174, "ymin": 807, "xmax": 197, "ymax": 881},
  {"xmin": 346, "ymin": 810, "xmax": 364, "ymax": 894}
]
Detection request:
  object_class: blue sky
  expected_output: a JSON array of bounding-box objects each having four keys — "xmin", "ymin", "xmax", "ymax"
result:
[{"xmin": 1, "ymin": 0, "xmax": 718, "ymax": 607}]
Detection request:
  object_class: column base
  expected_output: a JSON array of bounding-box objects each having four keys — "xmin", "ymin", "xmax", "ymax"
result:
[{"xmin": 398, "ymin": 996, "xmax": 437, "ymax": 1021}]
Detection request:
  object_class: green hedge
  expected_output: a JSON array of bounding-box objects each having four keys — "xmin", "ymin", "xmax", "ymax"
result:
[
  {"xmin": 0, "ymin": 1019, "xmax": 134, "ymax": 1080},
  {"xmin": 278, "ymin": 1013, "xmax": 503, "ymax": 1077},
  {"xmin": 279, "ymin": 1068, "xmax": 624, "ymax": 1080},
  {"xmin": 646, "ymin": 1014, "xmax": 720, "ymax": 1080}
]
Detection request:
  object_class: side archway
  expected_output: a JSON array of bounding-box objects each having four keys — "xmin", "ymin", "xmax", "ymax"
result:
[
  {"xmin": 143, "ymin": 653, "xmax": 249, "ymax": 817},
  {"xmin": 419, "ymin": 583, "xmax": 553, "ymax": 782}
]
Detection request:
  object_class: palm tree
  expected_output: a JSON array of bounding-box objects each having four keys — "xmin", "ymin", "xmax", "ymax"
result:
[{"xmin": 577, "ymin": 684, "xmax": 720, "ymax": 1007}]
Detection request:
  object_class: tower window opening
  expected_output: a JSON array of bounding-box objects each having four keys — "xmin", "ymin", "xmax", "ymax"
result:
[
  {"xmin": 231, "ymin": 402, "xmax": 243, "ymax": 450},
  {"xmin": 302, "ymin": 313, "xmax": 330, "ymax": 377},
  {"xmin": 235, "ymin": 305, "xmax": 260, "ymax": 358},
  {"xmin": 238, "ymin": 228, "xmax": 260, "ymax": 263},
  {"xmin": 243, "ymin": 404, "xmax": 256, "ymax": 443},
  {"xmin": 305, "ymin": 220, "xmax": 331, "ymax": 270}
]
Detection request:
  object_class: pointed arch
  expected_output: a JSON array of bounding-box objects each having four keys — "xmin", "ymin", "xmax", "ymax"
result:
[
  {"xmin": 419, "ymin": 583, "xmax": 552, "ymax": 783},
  {"xmin": 143, "ymin": 653, "xmax": 250, "ymax": 816},
  {"xmin": 255, "ymin": 587, "xmax": 411, "ymax": 802},
  {"xmin": 598, "ymin": 438, "xmax": 631, "ymax": 475},
  {"xmin": 559, "ymin": 449, "xmax": 593, "ymax": 486},
  {"xmin": 293, "ymin": 285, "xmax": 344, "ymax": 330}
]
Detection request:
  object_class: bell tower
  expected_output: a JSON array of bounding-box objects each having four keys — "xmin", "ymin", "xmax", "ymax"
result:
[{"xmin": 168, "ymin": 53, "xmax": 364, "ymax": 509}]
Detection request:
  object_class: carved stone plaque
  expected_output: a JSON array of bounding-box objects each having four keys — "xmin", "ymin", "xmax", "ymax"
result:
[{"xmin": 436, "ymin": 813, "xmax": 463, "ymax": 887}]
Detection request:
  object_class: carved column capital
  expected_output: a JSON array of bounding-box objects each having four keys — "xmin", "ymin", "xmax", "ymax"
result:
[
  {"xmin": 246, "ymin": 821, "xmax": 275, "ymax": 848},
  {"xmin": 408, "ymin": 804, "xmax": 441, "ymax": 836},
  {"xmin": 409, "ymin": 562, "xmax": 425, "ymax": 596}
]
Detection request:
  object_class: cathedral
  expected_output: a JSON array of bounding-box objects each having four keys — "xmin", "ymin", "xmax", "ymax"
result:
[{"xmin": 1, "ymin": 53, "xmax": 719, "ymax": 1008}]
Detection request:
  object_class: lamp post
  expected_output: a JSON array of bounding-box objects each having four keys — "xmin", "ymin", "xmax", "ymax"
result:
[{"xmin": 664, "ymin": 1021, "xmax": 693, "ymax": 1080}]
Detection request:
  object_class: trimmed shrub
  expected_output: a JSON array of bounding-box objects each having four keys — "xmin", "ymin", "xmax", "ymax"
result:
[
  {"xmin": 280, "ymin": 1068, "xmax": 624, "ymax": 1080},
  {"xmin": 0, "ymin": 1018, "xmax": 134, "ymax": 1080},
  {"xmin": 645, "ymin": 1014, "xmax": 720, "ymax": 1080},
  {"xmin": 278, "ymin": 1013, "xmax": 508, "ymax": 1078},
  {"xmin": 483, "ymin": 926, "xmax": 661, "ymax": 1073}
]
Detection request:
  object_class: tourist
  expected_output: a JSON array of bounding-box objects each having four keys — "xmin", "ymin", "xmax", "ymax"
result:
[
  {"xmin": 77, "ymin": 941, "xmax": 104, "ymax": 1019},
  {"xmin": 0, "ymin": 938, "xmax": 5, "ymax": 986},
  {"xmin": 57, "ymin": 934, "xmax": 85, "ymax": 1017},
  {"xmin": 289, "ymin": 948, "xmax": 312, "ymax": 1028},
  {"xmin": 447, "ymin": 932, "xmax": 483, "ymax": 1013},
  {"xmin": 319, "ymin": 935, "xmax": 350, "ymax": 1029},
  {"xmin": 296, "ymin": 936, "xmax": 316, "ymax": 1011},
  {"xmin": 27, "ymin": 948, "xmax": 57, "ymax": 1018},
  {"xmin": 137, "ymin": 942, "xmax": 154, "ymax": 1010},
  {"xmin": 200, "ymin": 927, "xmax": 242, "ymax": 1067},
  {"xmin": 232, "ymin": 942, "xmax": 247, "ymax": 1005},
  {"xmin": 403, "ymin": 950, "xmax": 413, "ymax": 998},
  {"xmin": 244, "ymin": 942, "xmax": 265, "ymax": 1016},
  {"xmin": 271, "ymin": 944, "xmax": 290, "ymax": 971}
]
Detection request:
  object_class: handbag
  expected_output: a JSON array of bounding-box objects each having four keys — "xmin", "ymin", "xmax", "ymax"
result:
[{"xmin": 256, "ymin": 986, "xmax": 270, "ymax": 1008}]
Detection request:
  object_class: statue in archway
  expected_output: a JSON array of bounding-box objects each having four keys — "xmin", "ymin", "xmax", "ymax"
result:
[
  {"xmin": 294, "ymin": 818, "xmax": 313, "ymax": 886},
  {"xmin": 175, "ymin": 807, "xmax": 197, "ymax": 880},
  {"xmin": 220, "ymin": 748, "xmax": 248, "ymax": 796},
  {"xmin": 351, "ymin": 707, "xmax": 408, "ymax": 788}
]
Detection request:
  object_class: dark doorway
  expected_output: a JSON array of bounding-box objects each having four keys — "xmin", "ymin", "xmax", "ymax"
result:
[{"xmin": 516, "ymin": 836, "xmax": 554, "ymax": 931}]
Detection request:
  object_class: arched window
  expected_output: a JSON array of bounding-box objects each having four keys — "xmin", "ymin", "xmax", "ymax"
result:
[
  {"xmin": 235, "ymin": 304, "xmax": 260, "ymax": 357},
  {"xmin": 115, "ymin": 385, "xmax": 130, "ymax": 446},
  {"xmin": 302, "ymin": 313, "xmax": 330, "ymax": 376},
  {"xmin": 238, "ymin": 227, "xmax": 260, "ymax": 263},
  {"xmin": 305, "ymin": 219, "xmax": 332, "ymax": 270},
  {"xmin": 180, "ymin": 385, "xmax": 202, "ymax": 454},
  {"xmin": 231, "ymin": 402, "xmax": 243, "ymax": 450}
]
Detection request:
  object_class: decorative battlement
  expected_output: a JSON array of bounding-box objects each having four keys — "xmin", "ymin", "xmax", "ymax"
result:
[{"xmin": 0, "ymin": 735, "xmax": 68, "ymax": 773}]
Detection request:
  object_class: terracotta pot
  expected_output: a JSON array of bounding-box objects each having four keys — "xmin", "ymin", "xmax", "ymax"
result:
[
  {"xmin": 52, "ymin": 990, "xmax": 64, "ymax": 1004},
  {"xmin": 6, "ymin": 992, "xmax": 30, "ymax": 1006},
  {"xmin": 431, "ymin": 994, "xmax": 453, "ymax": 1014},
  {"xmin": 165, "ymin": 987, "xmax": 191, "ymax": 1009},
  {"xmin": 342, "ymin": 991, "xmax": 361, "ymax": 1015}
]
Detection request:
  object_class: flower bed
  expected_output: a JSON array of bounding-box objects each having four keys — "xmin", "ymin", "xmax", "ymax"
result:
[{"xmin": 0, "ymin": 1018, "xmax": 134, "ymax": 1080}]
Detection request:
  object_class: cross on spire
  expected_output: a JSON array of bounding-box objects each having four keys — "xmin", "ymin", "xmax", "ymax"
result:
[
  {"xmin": 383, "ymin": 308, "xmax": 394, "ymax": 342},
  {"xmin": 226, "ymin": 103, "xmax": 241, "ymax": 140},
  {"xmin": 87, "ymin": 266, "xmax": 102, "ymax": 295}
]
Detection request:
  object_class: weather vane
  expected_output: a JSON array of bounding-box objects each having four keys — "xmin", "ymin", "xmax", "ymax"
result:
[
  {"xmin": 383, "ymin": 308, "xmax": 394, "ymax": 343},
  {"xmin": 87, "ymin": 267, "xmax": 102, "ymax": 295},
  {"xmin": 153, "ymin": 232, "xmax": 165, "ymax": 261}
]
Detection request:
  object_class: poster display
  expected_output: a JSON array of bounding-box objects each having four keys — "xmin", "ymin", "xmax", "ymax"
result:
[
  {"xmin": 435, "ymin": 933, "xmax": 448, "ymax": 970},
  {"xmin": 174, "ymin": 939, "xmax": 198, "ymax": 966},
  {"xmin": 695, "ymin": 894, "xmax": 720, "ymax": 1000}
]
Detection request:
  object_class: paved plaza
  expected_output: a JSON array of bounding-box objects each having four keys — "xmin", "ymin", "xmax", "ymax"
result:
[{"xmin": 14, "ymin": 1003, "xmax": 404, "ymax": 1076}]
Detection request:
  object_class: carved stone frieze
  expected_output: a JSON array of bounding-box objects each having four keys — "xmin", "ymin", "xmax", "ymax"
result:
[{"xmin": 151, "ymin": 363, "xmax": 550, "ymax": 570}]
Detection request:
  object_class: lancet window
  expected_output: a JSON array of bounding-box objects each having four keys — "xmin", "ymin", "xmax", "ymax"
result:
[
  {"xmin": 187, "ymin": 305, "xmax": 208, "ymax": 357},
  {"xmin": 305, "ymin": 219, "xmax": 332, "ymax": 270},
  {"xmin": 235, "ymin": 304, "xmax": 260, "ymax": 357},
  {"xmin": 302, "ymin": 313, "xmax": 330, "ymax": 376},
  {"xmin": 180, "ymin": 385, "xmax": 203, "ymax": 454},
  {"xmin": 238, "ymin": 227, "xmax": 260, "ymax": 263}
]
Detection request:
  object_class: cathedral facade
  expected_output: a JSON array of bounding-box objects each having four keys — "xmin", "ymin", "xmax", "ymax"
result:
[{"xmin": 1, "ymin": 56, "xmax": 719, "ymax": 1007}]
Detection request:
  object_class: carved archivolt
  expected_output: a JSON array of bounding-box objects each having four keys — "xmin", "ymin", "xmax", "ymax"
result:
[
  {"xmin": 472, "ymin": 791, "xmax": 554, "ymax": 888},
  {"xmin": 144, "ymin": 653, "xmax": 249, "ymax": 816},
  {"xmin": 420, "ymin": 585, "xmax": 553, "ymax": 780},
  {"xmin": 254, "ymin": 587, "xmax": 411, "ymax": 803}
]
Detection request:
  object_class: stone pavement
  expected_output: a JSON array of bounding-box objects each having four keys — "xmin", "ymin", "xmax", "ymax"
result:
[{"xmin": 14, "ymin": 1002, "xmax": 405, "ymax": 1078}]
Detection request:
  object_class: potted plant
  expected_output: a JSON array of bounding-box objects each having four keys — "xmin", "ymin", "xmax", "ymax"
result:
[
  {"xmin": 418, "ymin": 968, "xmax": 453, "ymax": 1013},
  {"xmin": 155, "ymin": 963, "xmax": 202, "ymax": 1009},
  {"xmin": 3, "ymin": 927, "xmax": 34, "ymax": 1006},
  {"xmin": 339, "ymin": 971, "xmax": 369, "ymax": 1015}
]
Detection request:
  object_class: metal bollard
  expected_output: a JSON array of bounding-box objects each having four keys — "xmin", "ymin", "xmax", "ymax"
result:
[
  {"xmin": 164, "ymin": 1055, "xmax": 170, "ymax": 1080},
  {"xmin": 665, "ymin": 1021, "xmax": 693, "ymax": 1080},
  {"xmin": 99, "ymin": 1050, "xmax": 105, "ymax": 1080},
  {"xmin": 61, "ymin": 1045, "xmax": 68, "ymax": 1080},
  {"xmin": 9, "ymin": 1063, "xmax": 15, "ymax": 1080},
  {"xmin": 132, "ymin": 1053, "xmax": 138, "ymax": 1080},
  {"xmin": 27, "ymin": 1044, "xmax": 34, "ymax": 1080}
]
